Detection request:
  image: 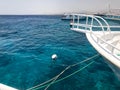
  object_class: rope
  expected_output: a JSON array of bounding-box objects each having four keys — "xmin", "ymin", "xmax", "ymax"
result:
[
  {"xmin": 27, "ymin": 54, "xmax": 99, "ymax": 90},
  {"xmin": 71, "ymin": 54, "xmax": 99, "ymax": 67},
  {"xmin": 27, "ymin": 66, "xmax": 71, "ymax": 90},
  {"xmin": 44, "ymin": 66, "xmax": 71, "ymax": 90},
  {"xmin": 35, "ymin": 61, "xmax": 94, "ymax": 90},
  {"xmin": 44, "ymin": 54, "xmax": 99, "ymax": 90}
]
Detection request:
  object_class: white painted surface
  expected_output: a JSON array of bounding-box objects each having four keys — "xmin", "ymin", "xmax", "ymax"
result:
[
  {"xmin": 86, "ymin": 32, "xmax": 120, "ymax": 68},
  {"xmin": 0, "ymin": 83, "xmax": 18, "ymax": 90}
]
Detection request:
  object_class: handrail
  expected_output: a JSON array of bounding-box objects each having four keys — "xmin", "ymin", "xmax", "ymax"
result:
[
  {"xmin": 71, "ymin": 14, "xmax": 110, "ymax": 34},
  {"xmin": 95, "ymin": 16, "xmax": 110, "ymax": 32},
  {"xmin": 92, "ymin": 33, "xmax": 120, "ymax": 56},
  {"xmin": 71, "ymin": 23, "xmax": 120, "ymax": 28},
  {"xmin": 92, "ymin": 33, "xmax": 120, "ymax": 60}
]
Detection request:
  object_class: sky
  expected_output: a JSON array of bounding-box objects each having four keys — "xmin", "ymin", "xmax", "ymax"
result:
[{"xmin": 0, "ymin": 0, "xmax": 119, "ymax": 15}]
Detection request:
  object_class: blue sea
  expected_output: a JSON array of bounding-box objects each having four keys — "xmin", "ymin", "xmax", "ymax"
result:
[{"xmin": 0, "ymin": 15, "xmax": 120, "ymax": 90}]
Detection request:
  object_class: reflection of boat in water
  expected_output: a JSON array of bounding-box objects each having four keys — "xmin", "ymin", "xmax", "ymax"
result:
[
  {"xmin": 61, "ymin": 13, "xmax": 85, "ymax": 20},
  {"xmin": 70, "ymin": 14, "xmax": 120, "ymax": 79}
]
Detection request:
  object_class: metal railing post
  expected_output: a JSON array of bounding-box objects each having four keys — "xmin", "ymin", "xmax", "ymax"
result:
[
  {"xmin": 90, "ymin": 17, "xmax": 94, "ymax": 32},
  {"xmin": 86, "ymin": 16, "xmax": 88, "ymax": 30},
  {"xmin": 77, "ymin": 15, "xmax": 79, "ymax": 29},
  {"xmin": 72, "ymin": 15, "xmax": 75, "ymax": 29}
]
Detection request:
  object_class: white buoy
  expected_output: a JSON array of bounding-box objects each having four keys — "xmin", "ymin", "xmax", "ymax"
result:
[{"xmin": 52, "ymin": 54, "xmax": 57, "ymax": 60}]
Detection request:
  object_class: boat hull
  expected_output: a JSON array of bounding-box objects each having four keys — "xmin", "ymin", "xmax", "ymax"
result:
[
  {"xmin": 86, "ymin": 32, "xmax": 120, "ymax": 80},
  {"xmin": 104, "ymin": 57, "xmax": 120, "ymax": 80}
]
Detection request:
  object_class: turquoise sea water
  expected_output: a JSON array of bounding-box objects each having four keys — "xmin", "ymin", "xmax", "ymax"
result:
[{"xmin": 0, "ymin": 15, "xmax": 120, "ymax": 90}]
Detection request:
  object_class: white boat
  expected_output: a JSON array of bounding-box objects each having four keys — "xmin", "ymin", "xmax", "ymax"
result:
[
  {"xmin": 61, "ymin": 14, "xmax": 72, "ymax": 20},
  {"xmin": 70, "ymin": 14, "xmax": 120, "ymax": 79},
  {"xmin": 61, "ymin": 13, "xmax": 85, "ymax": 20},
  {"xmin": 104, "ymin": 14, "xmax": 120, "ymax": 20}
]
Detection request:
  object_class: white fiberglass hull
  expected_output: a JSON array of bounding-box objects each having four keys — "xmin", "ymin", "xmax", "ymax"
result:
[
  {"xmin": 86, "ymin": 32, "xmax": 120, "ymax": 79},
  {"xmin": 104, "ymin": 58, "xmax": 120, "ymax": 80}
]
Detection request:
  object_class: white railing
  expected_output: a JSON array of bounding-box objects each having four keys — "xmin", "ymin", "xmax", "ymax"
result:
[
  {"xmin": 92, "ymin": 33, "xmax": 120, "ymax": 60},
  {"xmin": 70, "ymin": 14, "xmax": 120, "ymax": 60},
  {"xmin": 70, "ymin": 14, "xmax": 110, "ymax": 33}
]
